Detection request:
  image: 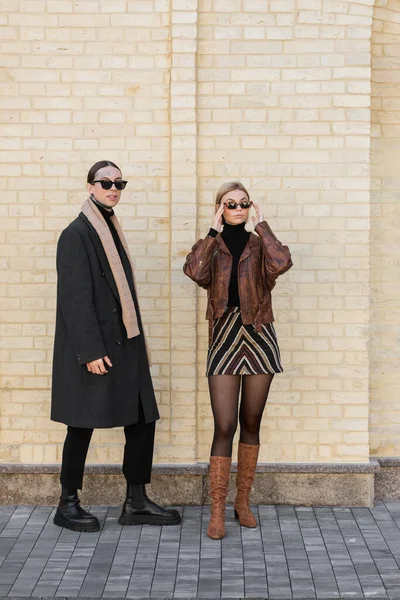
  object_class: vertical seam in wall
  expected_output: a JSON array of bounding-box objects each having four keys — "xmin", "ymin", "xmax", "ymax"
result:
[
  {"xmin": 194, "ymin": 0, "xmax": 200, "ymax": 463},
  {"xmin": 367, "ymin": 7, "xmax": 373, "ymax": 462},
  {"xmin": 369, "ymin": 3, "xmax": 381, "ymax": 455},
  {"xmin": 369, "ymin": 4, "xmax": 376, "ymax": 453},
  {"xmin": 369, "ymin": 1, "xmax": 399, "ymax": 457},
  {"xmin": 168, "ymin": 0, "xmax": 173, "ymax": 447}
]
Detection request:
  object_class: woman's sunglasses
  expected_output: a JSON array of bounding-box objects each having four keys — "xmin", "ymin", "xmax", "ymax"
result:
[
  {"xmin": 223, "ymin": 201, "xmax": 252, "ymax": 210},
  {"xmin": 92, "ymin": 180, "xmax": 128, "ymax": 190}
]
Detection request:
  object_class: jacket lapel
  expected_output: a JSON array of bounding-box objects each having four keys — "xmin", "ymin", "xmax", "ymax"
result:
[
  {"xmin": 239, "ymin": 233, "xmax": 259, "ymax": 263},
  {"xmin": 216, "ymin": 231, "xmax": 259, "ymax": 262},
  {"xmin": 79, "ymin": 213, "xmax": 120, "ymax": 305},
  {"xmin": 216, "ymin": 234, "xmax": 230, "ymax": 255}
]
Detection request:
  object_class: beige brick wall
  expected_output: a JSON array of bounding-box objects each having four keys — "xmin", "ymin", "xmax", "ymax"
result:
[
  {"xmin": 1, "ymin": 0, "xmax": 395, "ymax": 467},
  {"xmin": 195, "ymin": 0, "xmax": 373, "ymax": 463},
  {"xmin": 0, "ymin": 0, "xmax": 173, "ymax": 464},
  {"xmin": 370, "ymin": 0, "xmax": 400, "ymax": 456}
]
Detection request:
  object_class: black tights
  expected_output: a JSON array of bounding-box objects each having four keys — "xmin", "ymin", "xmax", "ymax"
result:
[{"xmin": 208, "ymin": 373, "xmax": 274, "ymax": 457}]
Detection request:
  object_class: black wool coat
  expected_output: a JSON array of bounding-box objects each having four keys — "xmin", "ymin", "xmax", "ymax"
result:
[{"xmin": 51, "ymin": 213, "xmax": 160, "ymax": 428}]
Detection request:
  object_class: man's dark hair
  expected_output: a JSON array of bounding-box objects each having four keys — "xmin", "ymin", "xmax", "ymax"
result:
[{"xmin": 87, "ymin": 160, "xmax": 121, "ymax": 184}]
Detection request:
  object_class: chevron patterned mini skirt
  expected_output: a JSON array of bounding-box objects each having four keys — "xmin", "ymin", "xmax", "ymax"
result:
[{"xmin": 206, "ymin": 307, "xmax": 283, "ymax": 376}]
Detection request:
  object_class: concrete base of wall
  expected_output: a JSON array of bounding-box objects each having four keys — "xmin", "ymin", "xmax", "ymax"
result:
[
  {"xmin": 0, "ymin": 461, "xmax": 381, "ymax": 507},
  {"xmin": 374, "ymin": 458, "xmax": 400, "ymax": 501}
]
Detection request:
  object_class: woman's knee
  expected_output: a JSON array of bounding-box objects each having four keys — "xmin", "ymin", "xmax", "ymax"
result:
[
  {"xmin": 214, "ymin": 420, "xmax": 237, "ymax": 441},
  {"xmin": 239, "ymin": 415, "xmax": 261, "ymax": 436}
]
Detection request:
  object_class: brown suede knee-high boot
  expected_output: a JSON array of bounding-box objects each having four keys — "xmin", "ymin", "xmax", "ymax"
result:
[
  {"xmin": 234, "ymin": 442, "xmax": 259, "ymax": 528},
  {"xmin": 207, "ymin": 456, "xmax": 232, "ymax": 540}
]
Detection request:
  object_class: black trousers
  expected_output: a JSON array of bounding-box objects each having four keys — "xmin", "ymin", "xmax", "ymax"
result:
[{"xmin": 60, "ymin": 405, "xmax": 156, "ymax": 490}]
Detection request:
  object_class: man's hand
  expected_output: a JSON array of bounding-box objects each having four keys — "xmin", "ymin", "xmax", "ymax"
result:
[{"xmin": 86, "ymin": 356, "xmax": 113, "ymax": 375}]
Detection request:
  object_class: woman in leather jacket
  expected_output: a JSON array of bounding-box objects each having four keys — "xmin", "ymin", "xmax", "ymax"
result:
[{"xmin": 184, "ymin": 181, "xmax": 292, "ymax": 540}]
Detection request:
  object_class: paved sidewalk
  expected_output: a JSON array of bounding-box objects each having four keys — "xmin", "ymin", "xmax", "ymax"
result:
[{"xmin": 1, "ymin": 502, "xmax": 400, "ymax": 599}]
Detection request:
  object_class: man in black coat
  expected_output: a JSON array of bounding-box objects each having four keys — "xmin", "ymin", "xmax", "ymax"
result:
[{"xmin": 51, "ymin": 160, "xmax": 181, "ymax": 531}]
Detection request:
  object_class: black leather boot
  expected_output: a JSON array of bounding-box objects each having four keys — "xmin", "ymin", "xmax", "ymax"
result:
[
  {"xmin": 53, "ymin": 486, "xmax": 100, "ymax": 532},
  {"xmin": 118, "ymin": 484, "xmax": 181, "ymax": 526}
]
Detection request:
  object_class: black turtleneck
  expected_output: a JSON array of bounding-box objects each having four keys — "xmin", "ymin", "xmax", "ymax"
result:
[{"xmin": 208, "ymin": 221, "xmax": 250, "ymax": 307}]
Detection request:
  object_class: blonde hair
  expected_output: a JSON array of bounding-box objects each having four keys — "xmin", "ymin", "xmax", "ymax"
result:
[{"xmin": 215, "ymin": 181, "xmax": 250, "ymax": 205}]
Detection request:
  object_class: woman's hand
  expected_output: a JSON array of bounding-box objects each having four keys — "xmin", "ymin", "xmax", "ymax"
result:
[
  {"xmin": 86, "ymin": 356, "xmax": 112, "ymax": 375},
  {"xmin": 212, "ymin": 203, "xmax": 225, "ymax": 232},
  {"xmin": 251, "ymin": 202, "xmax": 264, "ymax": 227}
]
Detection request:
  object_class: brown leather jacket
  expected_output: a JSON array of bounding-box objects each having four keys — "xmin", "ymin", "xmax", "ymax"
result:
[{"xmin": 183, "ymin": 221, "xmax": 293, "ymax": 336}]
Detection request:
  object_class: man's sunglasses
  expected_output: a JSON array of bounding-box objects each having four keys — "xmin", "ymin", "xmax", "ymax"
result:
[
  {"xmin": 223, "ymin": 201, "xmax": 252, "ymax": 210},
  {"xmin": 92, "ymin": 180, "xmax": 128, "ymax": 190}
]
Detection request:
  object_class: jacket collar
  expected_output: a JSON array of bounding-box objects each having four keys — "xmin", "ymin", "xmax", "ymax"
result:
[{"xmin": 216, "ymin": 231, "xmax": 259, "ymax": 258}]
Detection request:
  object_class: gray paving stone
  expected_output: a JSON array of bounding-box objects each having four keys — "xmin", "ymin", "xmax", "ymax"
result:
[
  {"xmin": 221, "ymin": 511, "xmax": 244, "ymax": 599},
  {"xmin": 315, "ymin": 506, "xmax": 365, "ymax": 599},
  {"xmin": 277, "ymin": 506, "xmax": 315, "ymax": 598},
  {"xmin": 0, "ymin": 507, "xmax": 53, "ymax": 596},
  {"xmin": 2, "ymin": 503, "xmax": 400, "ymax": 598},
  {"xmin": 52, "ymin": 518, "xmax": 97, "ymax": 597},
  {"xmin": 241, "ymin": 509, "xmax": 267, "ymax": 598},
  {"xmin": 125, "ymin": 521, "xmax": 162, "ymax": 599},
  {"xmin": 0, "ymin": 508, "xmax": 17, "ymax": 539},
  {"xmin": 151, "ymin": 512, "xmax": 182, "ymax": 598},
  {"xmin": 296, "ymin": 508, "xmax": 339, "ymax": 599},
  {"xmin": 102, "ymin": 520, "xmax": 141, "ymax": 598},
  {"xmin": 78, "ymin": 509, "xmax": 120, "ymax": 598},
  {"xmin": 0, "ymin": 507, "xmax": 34, "ymax": 540},
  {"xmin": 259, "ymin": 505, "xmax": 292, "ymax": 599},
  {"xmin": 9, "ymin": 508, "xmax": 60, "ymax": 597},
  {"xmin": 334, "ymin": 507, "xmax": 388, "ymax": 598}
]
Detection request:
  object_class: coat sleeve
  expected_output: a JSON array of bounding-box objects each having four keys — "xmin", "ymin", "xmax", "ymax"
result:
[
  {"xmin": 56, "ymin": 227, "xmax": 107, "ymax": 365},
  {"xmin": 183, "ymin": 235, "xmax": 218, "ymax": 289},
  {"xmin": 254, "ymin": 220, "xmax": 293, "ymax": 289}
]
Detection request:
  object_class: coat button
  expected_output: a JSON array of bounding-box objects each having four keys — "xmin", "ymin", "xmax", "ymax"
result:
[
  {"xmin": 112, "ymin": 308, "xmax": 117, "ymax": 314},
  {"xmin": 101, "ymin": 272, "xmax": 105, "ymax": 277},
  {"xmin": 116, "ymin": 340, "xmax": 121, "ymax": 346}
]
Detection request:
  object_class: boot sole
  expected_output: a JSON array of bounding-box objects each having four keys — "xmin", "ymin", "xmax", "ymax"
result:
[
  {"xmin": 207, "ymin": 530, "xmax": 225, "ymax": 540},
  {"xmin": 53, "ymin": 514, "xmax": 100, "ymax": 532},
  {"xmin": 118, "ymin": 514, "xmax": 181, "ymax": 526}
]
